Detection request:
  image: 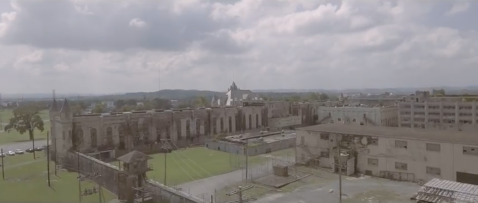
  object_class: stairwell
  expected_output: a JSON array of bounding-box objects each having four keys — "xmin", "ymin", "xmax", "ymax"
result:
[
  {"xmin": 363, "ymin": 115, "xmax": 377, "ymax": 126},
  {"xmin": 317, "ymin": 115, "xmax": 331, "ymax": 124}
]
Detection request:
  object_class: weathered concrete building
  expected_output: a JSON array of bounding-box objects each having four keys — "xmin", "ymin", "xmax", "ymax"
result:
[
  {"xmin": 316, "ymin": 106, "xmax": 398, "ymax": 127},
  {"xmin": 398, "ymin": 91, "xmax": 478, "ymax": 132},
  {"xmin": 50, "ymin": 97, "xmax": 321, "ymax": 159},
  {"xmin": 50, "ymin": 99, "xmax": 269, "ymax": 159},
  {"xmin": 296, "ymin": 124, "xmax": 478, "ymax": 185}
]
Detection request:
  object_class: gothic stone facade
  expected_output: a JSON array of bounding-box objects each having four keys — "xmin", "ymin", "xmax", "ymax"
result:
[{"xmin": 50, "ymin": 99, "xmax": 321, "ymax": 159}]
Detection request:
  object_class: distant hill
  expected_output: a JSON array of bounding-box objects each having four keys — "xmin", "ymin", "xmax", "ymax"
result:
[
  {"xmin": 97, "ymin": 89, "xmax": 222, "ymax": 101},
  {"xmin": 3, "ymin": 86, "xmax": 478, "ymax": 102}
]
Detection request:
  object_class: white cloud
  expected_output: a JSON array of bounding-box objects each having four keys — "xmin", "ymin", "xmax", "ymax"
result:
[
  {"xmin": 446, "ymin": 2, "xmax": 469, "ymax": 16},
  {"xmin": 129, "ymin": 18, "xmax": 146, "ymax": 28},
  {"xmin": 0, "ymin": 0, "xmax": 477, "ymax": 94}
]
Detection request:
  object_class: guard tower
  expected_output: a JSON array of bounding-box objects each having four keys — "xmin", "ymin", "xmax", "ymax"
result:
[{"xmin": 117, "ymin": 150, "xmax": 153, "ymax": 203}]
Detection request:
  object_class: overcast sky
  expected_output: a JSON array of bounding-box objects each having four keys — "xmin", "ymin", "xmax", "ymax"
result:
[{"xmin": 0, "ymin": 0, "xmax": 477, "ymax": 94}]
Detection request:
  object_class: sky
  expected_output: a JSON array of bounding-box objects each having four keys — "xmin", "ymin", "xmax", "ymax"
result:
[{"xmin": 0, "ymin": 0, "xmax": 478, "ymax": 94}]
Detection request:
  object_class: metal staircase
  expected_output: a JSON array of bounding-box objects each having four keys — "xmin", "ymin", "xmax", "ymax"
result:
[
  {"xmin": 363, "ymin": 115, "xmax": 377, "ymax": 126},
  {"xmin": 317, "ymin": 115, "xmax": 331, "ymax": 124},
  {"xmin": 299, "ymin": 143, "xmax": 320, "ymax": 165}
]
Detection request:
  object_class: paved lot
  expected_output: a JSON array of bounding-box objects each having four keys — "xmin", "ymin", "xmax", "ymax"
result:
[
  {"xmin": 254, "ymin": 174, "xmax": 420, "ymax": 203},
  {"xmin": 0, "ymin": 140, "xmax": 48, "ymax": 152}
]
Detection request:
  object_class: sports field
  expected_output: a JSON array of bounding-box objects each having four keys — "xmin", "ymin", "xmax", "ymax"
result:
[{"xmin": 144, "ymin": 147, "xmax": 264, "ymax": 186}]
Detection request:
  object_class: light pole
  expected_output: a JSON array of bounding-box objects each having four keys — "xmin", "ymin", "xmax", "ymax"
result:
[{"xmin": 335, "ymin": 134, "xmax": 349, "ymax": 203}]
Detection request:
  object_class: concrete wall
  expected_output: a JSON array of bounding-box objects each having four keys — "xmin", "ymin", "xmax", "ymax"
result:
[
  {"xmin": 296, "ymin": 129, "xmax": 478, "ymax": 184},
  {"xmin": 205, "ymin": 138, "xmax": 295, "ymax": 156},
  {"xmin": 63, "ymin": 151, "xmax": 205, "ymax": 203},
  {"xmin": 317, "ymin": 106, "xmax": 398, "ymax": 127},
  {"xmin": 146, "ymin": 180, "xmax": 206, "ymax": 203},
  {"xmin": 269, "ymin": 116, "xmax": 302, "ymax": 129}
]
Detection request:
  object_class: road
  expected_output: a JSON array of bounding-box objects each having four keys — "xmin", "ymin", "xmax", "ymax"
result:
[
  {"xmin": 0, "ymin": 140, "xmax": 48, "ymax": 152},
  {"xmin": 0, "ymin": 119, "xmax": 50, "ymax": 152}
]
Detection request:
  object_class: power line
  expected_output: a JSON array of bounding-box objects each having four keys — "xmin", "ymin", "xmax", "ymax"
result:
[
  {"xmin": 164, "ymin": 143, "xmax": 194, "ymax": 185},
  {"xmin": 168, "ymin": 141, "xmax": 213, "ymax": 177},
  {"xmin": 166, "ymin": 140, "xmax": 204, "ymax": 180}
]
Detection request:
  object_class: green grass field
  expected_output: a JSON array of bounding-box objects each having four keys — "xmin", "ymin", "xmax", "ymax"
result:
[
  {"xmin": 0, "ymin": 109, "xmax": 50, "ymax": 144},
  {"xmin": 0, "ymin": 154, "xmax": 115, "ymax": 203},
  {"xmin": 141, "ymin": 147, "xmax": 285, "ymax": 186},
  {"xmin": 145, "ymin": 147, "xmax": 253, "ymax": 186}
]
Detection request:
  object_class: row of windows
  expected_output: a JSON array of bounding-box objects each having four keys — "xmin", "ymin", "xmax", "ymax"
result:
[
  {"xmin": 395, "ymin": 140, "xmax": 478, "ymax": 156},
  {"xmin": 367, "ymin": 158, "xmax": 441, "ymax": 175},
  {"xmin": 394, "ymin": 140, "xmax": 441, "ymax": 152}
]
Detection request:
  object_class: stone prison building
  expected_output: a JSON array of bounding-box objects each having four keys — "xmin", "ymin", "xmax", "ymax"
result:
[{"xmin": 49, "ymin": 99, "xmax": 318, "ymax": 160}]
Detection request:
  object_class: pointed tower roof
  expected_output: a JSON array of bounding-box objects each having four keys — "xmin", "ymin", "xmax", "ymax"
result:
[
  {"xmin": 50, "ymin": 99, "xmax": 59, "ymax": 112},
  {"xmin": 230, "ymin": 81, "xmax": 239, "ymax": 91},
  {"xmin": 60, "ymin": 98, "xmax": 70, "ymax": 113},
  {"xmin": 211, "ymin": 94, "xmax": 216, "ymax": 102}
]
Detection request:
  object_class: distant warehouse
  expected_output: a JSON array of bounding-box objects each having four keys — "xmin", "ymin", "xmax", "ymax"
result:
[{"xmin": 296, "ymin": 123, "xmax": 478, "ymax": 185}]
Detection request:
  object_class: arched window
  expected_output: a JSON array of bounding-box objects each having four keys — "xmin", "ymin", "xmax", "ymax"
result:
[
  {"xmin": 74, "ymin": 128, "xmax": 84, "ymax": 148},
  {"xmin": 242, "ymin": 115, "xmax": 246, "ymax": 131},
  {"xmin": 106, "ymin": 127, "xmax": 113, "ymax": 146},
  {"xmin": 213, "ymin": 118, "xmax": 217, "ymax": 135},
  {"xmin": 166, "ymin": 126, "xmax": 170, "ymax": 139},
  {"xmin": 186, "ymin": 120, "xmax": 191, "ymax": 137},
  {"xmin": 220, "ymin": 117, "xmax": 224, "ymax": 132},
  {"xmin": 248, "ymin": 114, "xmax": 252, "ymax": 129},
  {"xmin": 176, "ymin": 121, "xmax": 182, "ymax": 140},
  {"xmin": 119, "ymin": 125, "xmax": 125, "ymax": 149},
  {"xmin": 196, "ymin": 119, "xmax": 201, "ymax": 136},
  {"xmin": 256, "ymin": 114, "xmax": 259, "ymax": 128},
  {"xmin": 90, "ymin": 128, "xmax": 97, "ymax": 148},
  {"xmin": 228, "ymin": 116, "xmax": 232, "ymax": 133}
]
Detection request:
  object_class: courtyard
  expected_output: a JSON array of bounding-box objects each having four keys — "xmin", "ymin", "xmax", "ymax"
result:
[{"xmin": 209, "ymin": 149, "xmax": 420, "ymax": 203}]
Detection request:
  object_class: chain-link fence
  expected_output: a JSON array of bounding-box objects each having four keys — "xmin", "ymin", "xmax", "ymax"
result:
[{"xmin": 214, "ymin": 153, "xmax": 296, "ymax": 203}]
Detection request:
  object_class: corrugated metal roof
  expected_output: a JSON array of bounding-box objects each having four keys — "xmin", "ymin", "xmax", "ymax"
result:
[{"xmin": 415, "ymin": 178, "xmax": 478, "ymax": 203}]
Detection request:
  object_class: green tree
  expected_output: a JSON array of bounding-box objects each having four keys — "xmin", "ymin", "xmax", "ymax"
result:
[
  {"xmin": 71, "ymin": 104, "xmax": 84, "ymax": 116},
  {"xmin": 195, "ymin": 96, "xmax": 209, "ymax": 107},
  {"xmin": 92, "ymin": 104, "xmax": 105, "ymax": 114},
  {"xmin": 319, "ymin": 93, "xmax": 329, "ymax": 101},
  {"xmin": 4, "ymin": 105, "xmax": 45, "ymax": 159},
  {"xmin": 308, "ymin": 92, "xmax": 319, "ymax": 101},
  {"xmin": 4, "ymin": 106, "xmax": 45, "ymax": 141},
  {"xmin": 115, "ymin": 99, "xmax": 126, "ymax": 109},
  {"xmin": 152, "ymin": 98, "xmax": 172, "ymax": 109},
  {"xmin": 122, "ymin": 105, "xmax": 133, "ymax": 112}
]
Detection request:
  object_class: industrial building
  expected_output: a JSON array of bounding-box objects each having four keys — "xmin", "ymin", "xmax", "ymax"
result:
[
  {"xmin": 316, "ymin": 106, "xmax": 398, "ymax": 127},
  {"xmin": 295, "ymin": 124, "xmax": 478, "ymax": 185}
]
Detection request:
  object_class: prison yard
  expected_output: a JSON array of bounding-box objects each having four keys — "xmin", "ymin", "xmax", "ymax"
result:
[{"xmin": 0, "ymin": 144, "xmax": 282, "ymax": 203}]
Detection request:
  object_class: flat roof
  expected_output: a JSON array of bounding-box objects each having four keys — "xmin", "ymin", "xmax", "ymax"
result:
[
  {"xmin": 298, "ymin": 124, "xmax": 478, "ymax": 146},
  {"xmin": 416, "ymin": 178, "xmax": 478, "ymax": 203}
]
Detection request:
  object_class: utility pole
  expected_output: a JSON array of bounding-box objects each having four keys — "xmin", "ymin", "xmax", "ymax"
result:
[
  {"xmin": 77, "ymin": 151, "xmax": 82, "ymax": 203},
  {"xmin": 160, "ymin": 139, "xmax": 171, "ymax": 185},
  {"xmin": 244, "ymin": 139, "xmax": 248, "ymax": 182},
  {"xmin": 46, "ymin": 131, "xmax": 51, "ymax": 187},
  {"xmin": 226, "ymin": 185, "xmax": 255, "ymax": 203},
  {"xmin": 1, "ymin": 148, "xmax": 4, "ymax": 180},
  {"xmin": 335, "ymin": 134, "xmax": 348, "ymax": 203},
  {"xmin": 32, "ymin": 131, "xmax": 36, "ymax": 160},
  {"xmin": 54, "ymin": 135, "xmax": 58, "ymax": 176}
]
